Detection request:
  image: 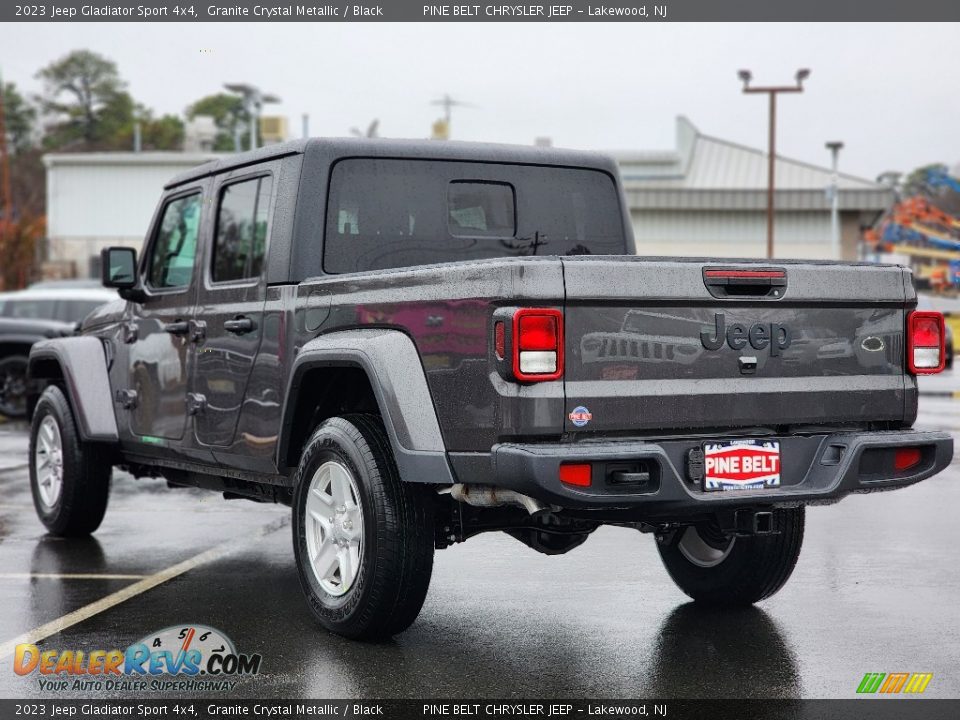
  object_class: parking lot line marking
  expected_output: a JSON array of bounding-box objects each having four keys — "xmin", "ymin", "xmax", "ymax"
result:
[
  {"xmin": 0, "ymin": 514, "xmax": 289, "ymax": 660},
  {"xmin": 0, "ymin": 573, "xmax": 148, "ymax": 580}
]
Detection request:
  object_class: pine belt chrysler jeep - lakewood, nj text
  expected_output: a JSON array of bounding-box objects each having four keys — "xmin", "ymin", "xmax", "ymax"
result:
[{"xmin": 26, "ymin": 139, "xmax": 953, "ymax": 639}]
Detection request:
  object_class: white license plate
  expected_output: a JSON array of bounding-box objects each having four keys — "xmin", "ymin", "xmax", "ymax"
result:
[{"xmin": 703, "ymin": 440, "xmax": 781, "ymax": 491}]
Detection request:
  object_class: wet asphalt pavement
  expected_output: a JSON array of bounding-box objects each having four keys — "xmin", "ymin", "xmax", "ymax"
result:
[{"xmin": 0, "ymin": 382, "xmax": 958, "ymax": 701}]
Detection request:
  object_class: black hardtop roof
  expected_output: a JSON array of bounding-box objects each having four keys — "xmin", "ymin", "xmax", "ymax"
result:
[{"xmin": 164, "ymin": 137, "xmax": 620, "ymax": 189}]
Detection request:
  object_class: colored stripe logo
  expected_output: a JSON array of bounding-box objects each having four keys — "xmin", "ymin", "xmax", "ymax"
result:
[{"xmin": 857, "ymin": 672, "xmax": 933, "ymax": 694}]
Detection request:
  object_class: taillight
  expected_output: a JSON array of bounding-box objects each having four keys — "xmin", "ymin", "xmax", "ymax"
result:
[
  {"xmin": 907, "ymin": 310, "xmax": 946, "ymax": 374},
  {"xmin": 513, "ymin": 308, "xmax": 563, "ymax": 382}
]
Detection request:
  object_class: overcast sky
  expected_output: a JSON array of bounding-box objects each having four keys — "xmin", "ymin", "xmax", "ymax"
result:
[{"xmin": 3, "ymin": 22, "xmax": 958, "ymax": 179}]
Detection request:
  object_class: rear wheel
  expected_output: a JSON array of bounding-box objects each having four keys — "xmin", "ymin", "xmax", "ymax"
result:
[
  {"xmin": 29, "ymin": 385, "xmax": 112, "ymax": 536},
  {"xmin": 292, "ymin": 414, "xmax": 434, "ymax": 640},
  {"xmin": 657, "ymin": 508, "xmax": 804, "ymax": 605},
  {"xmin": 0, "ymin": 355, "xmax": 29, "ymax": 419}
]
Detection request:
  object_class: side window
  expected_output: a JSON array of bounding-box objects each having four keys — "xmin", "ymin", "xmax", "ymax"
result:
[
  {"xmin": 148, "ymin": 193, "xmax": 202, "ymax": 290},
  {"xmin": 212, "ymin": 175, "xmax": 273, "ymax": 283}
]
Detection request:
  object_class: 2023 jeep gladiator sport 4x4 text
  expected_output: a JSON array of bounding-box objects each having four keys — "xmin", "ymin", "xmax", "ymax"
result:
[{"xmin": 26, "ymin": 139, "xmax": 953, "ymax": 639}]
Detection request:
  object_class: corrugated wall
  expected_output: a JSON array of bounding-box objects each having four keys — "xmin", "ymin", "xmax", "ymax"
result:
[
  {"xmin": 47, "ymin": 161, "xmax": 202, "ymax": 239},
  {"xmin": 632, "ymin": 209, "xmax": 844, "ymax": 260},
  {"xmin": 45, "ymin": 158, "xmax": 214, "ymax": 276}
]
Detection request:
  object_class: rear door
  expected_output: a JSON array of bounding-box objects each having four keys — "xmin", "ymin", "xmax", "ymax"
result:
[
  {"xmin": 191, "ymin": 164, "xmax": 276, "ymax": 448},
  {"xmin": 561, "ymin": 257, "xmax": 911, "ymax": 436}
]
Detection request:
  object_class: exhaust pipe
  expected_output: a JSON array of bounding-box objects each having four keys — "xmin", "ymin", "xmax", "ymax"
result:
[{"xmin": 447, "ymin": 483, "xmax": 551, "ymax": 515}]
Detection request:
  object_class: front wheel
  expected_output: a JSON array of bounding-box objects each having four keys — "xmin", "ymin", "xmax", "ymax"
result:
[
  {"xmin": 29, "ymin": 385, "xmax": 112, "ymax": 536},
  {"xmin": 657, "ymin": 508, "xmax": 804, "ymax": 605},
  {"xmin": 292, "ymin": 414, "xmax": 434, "ymax": 640}
]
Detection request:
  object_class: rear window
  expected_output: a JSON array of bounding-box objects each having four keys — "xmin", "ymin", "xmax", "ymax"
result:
[{"xmin": 324, "ymin": 159, "xmax": 625, "ymax": 273}]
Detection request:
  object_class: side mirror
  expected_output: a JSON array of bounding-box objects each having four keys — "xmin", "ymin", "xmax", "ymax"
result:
[
  {"xmin": 101, "ymin": 247, "xmax": 146, "ymax": 302},
  {"xmin": 101, "ymin": 247, "xmax": 137, "ymax": 289}
]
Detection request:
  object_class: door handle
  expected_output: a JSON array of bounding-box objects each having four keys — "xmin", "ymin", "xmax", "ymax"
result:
[
  {"xmin": 223, "ymin": 317, "xmax": 255, "ymax": 335},
  {"xmin": 163, "ymin": 320, "xmax": 189, "ymax": 335}
]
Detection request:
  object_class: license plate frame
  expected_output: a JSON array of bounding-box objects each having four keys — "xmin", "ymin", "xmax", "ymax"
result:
[{"xmin": 702, "ymin": 439, "xmax": 781, "ymax": 492}]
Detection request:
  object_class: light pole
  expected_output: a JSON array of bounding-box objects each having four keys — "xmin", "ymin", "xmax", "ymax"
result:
[
  {"xmin": 224, "ymin": 83, "xmax": 281, "ymax": 152},
  {"xmin": 739, "ymin": 68, "xmax": 810, "ymax": 259},
  {"xmin": 825, "ymin": 141, "xmax": 844, "ymax": 259}
]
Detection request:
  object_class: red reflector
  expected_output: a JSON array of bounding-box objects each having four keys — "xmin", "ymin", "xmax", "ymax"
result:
[
  {"xmin": 559, "ymin": 463, "xmax": 592, "ymax": 487},
  {"xmin": 894, "ymin": 447, "xmax": 922, "ymax": 472},
  {"xmin": 518, "ymin": 314, "xmax": 558, "ymax": 351},
  {"xmin": 494, "ymin": 321, "xmax": 505, "ymax": 360}
]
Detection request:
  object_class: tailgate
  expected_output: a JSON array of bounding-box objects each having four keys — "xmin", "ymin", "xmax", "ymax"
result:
[{"xmin": 561, "ymin": 257, "xmax": 912, "ymax": 435}]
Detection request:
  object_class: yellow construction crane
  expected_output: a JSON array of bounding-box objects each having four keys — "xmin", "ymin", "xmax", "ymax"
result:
[{"xmin": 885, "ymin": 243, "xmax": 960, "ymax": 262}]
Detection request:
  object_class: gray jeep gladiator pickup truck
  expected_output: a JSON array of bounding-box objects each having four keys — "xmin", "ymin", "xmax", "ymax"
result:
[{"xmin": 27, "ymin": 139, "xmax": 954, "ymax": 640}]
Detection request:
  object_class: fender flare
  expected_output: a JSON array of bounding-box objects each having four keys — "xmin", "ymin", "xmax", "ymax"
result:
[
  {"xmin": 278, "ymin": 329, "xmax": 454, "ymax": 484},
  {"xmin": 28, "ymin": 337, "xmax": 119, "ymax": 442}
]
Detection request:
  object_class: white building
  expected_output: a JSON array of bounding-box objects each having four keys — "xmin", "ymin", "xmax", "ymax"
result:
[
  {"xmin": 43, "ymin": 152, "xmax": 220, "ymax": 278},
  {"xmin": 43, "ymin": 121, "xmax": 892, "ymax": 278},
  {"xmin": 614, "ymin": 117, "xmax": 892, "ymax": 260}
]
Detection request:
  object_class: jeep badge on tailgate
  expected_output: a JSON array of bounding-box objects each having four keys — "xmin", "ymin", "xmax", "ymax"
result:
[{"xmin": 700, "ymin": 312, "xmax": 792, "ymax": 355}]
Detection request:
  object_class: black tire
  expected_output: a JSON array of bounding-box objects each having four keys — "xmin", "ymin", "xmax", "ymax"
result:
[
  {"xmin": 292, "ymin": 414, "xmax": 434, "ymax": 640},
  {"xmin": 0, "ymin": 355, "xmax": 30, "ymax": 419},
  {"xmin": 657, "ymin": 508, "xmax": 804, "ymax": 605},
  {"xmin": 29, "ymin": 385, "xmax": 112, "ymax": 536}
]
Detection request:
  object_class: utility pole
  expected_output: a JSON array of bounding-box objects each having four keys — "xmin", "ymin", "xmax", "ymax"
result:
[
  {"xmin": 825, "ymin": 141, "xmax": 844, "ymax": 259},
  {"xmin": 0, "ymin": 67, "xmax": 13, "ymax": 290},
  {"xmin": 738, "ymin": 69, "xmax": 810, "ymax": 259}
]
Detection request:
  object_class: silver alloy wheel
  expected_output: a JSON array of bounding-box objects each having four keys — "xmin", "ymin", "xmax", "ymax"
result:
[
  {"xmin": 677, "ymin": 526, "xmax": 736, "ymax": 568},
  {"xmin": 35, "ymin": 415, "xmax": 65, "ymax": 509},
  {"xmin": 305, "ymin": 460, "xmax": 364, "ymax": 596}
]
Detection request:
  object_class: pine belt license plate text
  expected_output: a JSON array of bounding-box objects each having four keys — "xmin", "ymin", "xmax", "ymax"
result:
[{"xmin": 703, "ymin": 440, "xmax": 781, "ymax": 491}]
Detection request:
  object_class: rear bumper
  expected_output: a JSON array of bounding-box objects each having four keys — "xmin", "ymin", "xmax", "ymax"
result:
[{"xmin": 450, "ymin": 430, "xmax": 954, "ymax": 516}]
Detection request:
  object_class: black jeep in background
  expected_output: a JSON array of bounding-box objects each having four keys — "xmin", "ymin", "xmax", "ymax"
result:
[
  {"xmin": 0, "ymin": 318, "xmax": 75, "ymax": 419},
  {"xmin": 27, "ymin": 139, "xmax": 953, "ymax": 640}
]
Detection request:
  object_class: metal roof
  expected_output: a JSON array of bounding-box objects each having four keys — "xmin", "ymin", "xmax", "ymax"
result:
[
  {"xmin": 610, "ymin": 117, "xmax": 891, "ymax": 212},
  {"xmin": 613, "ymin": 116, "xmax": 887, "ymax": 192},
  {"xmin": 43, "ymin": 151, "xmax": 223, "ymax": 168}
]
